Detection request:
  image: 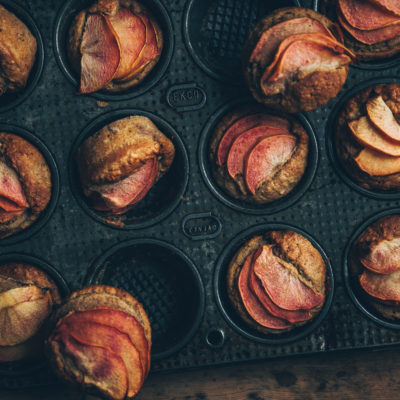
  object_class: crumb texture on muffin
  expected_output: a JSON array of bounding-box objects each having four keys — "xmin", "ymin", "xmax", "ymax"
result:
[{"xmin": 226, "ymin": 231, "xmax": 327, "ymax": 334}]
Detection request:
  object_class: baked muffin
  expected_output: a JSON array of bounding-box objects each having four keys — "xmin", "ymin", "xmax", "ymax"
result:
[
  {"xmin": 335, "ymin": 83, "xmax": 400, "ymax": 191},
  {"xmin": 227, "ymin": 230, "xmax": 327, "ymax": 334},
  {"xmin": 243, "ymin": 7, "xmax": 354, "ymax": 113},
  {"xmin": 0, "ymin": 5, "xmax": 37, "ymax": 96},
  {"xmin": 46, "ymin": 285, "xmax": 151, "ymax": 400},
  {"xmin": 68, "ymin": 0, "xmax": 163, "ymax": 94},
  {"xmin": 0, "ymin": 133, "xmax": 52, "ymax": 239},
  {"xmin": 209, "ymin": 105, "xmax": 309, "ymax": 204},
  {"xmin": 319, "ymin": 0, "xmax": 400, "ymax": 62},
  {"xmin": 0, "ymin": 263, "xmax": 61, "ymax": 362},
  {"xmin": 76, "ymin": 116, "xmax": 175, "ymax": 215},
  {"xmin": 349, "ymin": 214, "xmax": 400, "ymax": 320}
]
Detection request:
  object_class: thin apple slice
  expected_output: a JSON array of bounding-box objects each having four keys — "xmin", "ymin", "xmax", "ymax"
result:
[
  {"xmin": 227, "ymin": 126, "xmax": 287, "ymax": 180},
  {"xmin": 360, "ymin": 237, "xmax": 400, "ymax": 274},
  {"xmin": 253, "ymin": 245, "xmax": 324, "ymax": 311},
  {"xmin": 370, "ymin": 0, "xmax": 400, "ymax": 16},
  {"xmin": 53, "ymin": 332, "xmax": 128, "ymax": 400},
  {"xmin": 238, "ymin": 253, "xmax": 291, "ymax": 330},
  {"xmin": 244, "ymin": 134, "xmax": 296, "ymax": 194},
  {"xmin": 360, "ymin": 269, "xmax": 400, "ymax": 302},
  {"xmin": 79, "ymin": 13, "xmax": 120, "ymax": 94},
  {"xmin": 59, "ymin": 320, "xmax": 143, "ymax": 398},
  {"xmin": 217, "ymin": 114, "xmax": 290, "ymax": 166},
  {"xmin": 348, "ymin": 116, "xmax": 400, "ymax": 156},
  {"xmin": 107, "ymin": 8, "xmax": 146, "ymax": 81},
  {"xmin": 0, "ymin": 161, "xmax": 28, "ymax": 210},
  {"xmin": 366, "ymin": 96, "xmax": 400, "ymax": 142},
  {"xmin": 355, "ymin": 147, "xmax": 400, "ymax": 176},
  {"xmin": 59, "ymin": 308, "xmax": 150, "ymax": 377}
]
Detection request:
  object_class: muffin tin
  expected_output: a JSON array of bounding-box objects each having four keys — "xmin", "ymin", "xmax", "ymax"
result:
[{"xmin": 3, "ymin": 0, "xmax": 400, "ymax": 390}]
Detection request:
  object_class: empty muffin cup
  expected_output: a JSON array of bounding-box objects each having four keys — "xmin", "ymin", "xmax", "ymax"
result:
[
  {"xmin": 53, "ymin": 0, "xmax": 174, "ymax": 101},
  {"xmin": 344, "ymin": 208, "xmax": 400, "ymax": 330},
  {"xmin": 183, "ymin": 0, "xmax": 300, "ymax": 83},
  {"xmin": 326, "ymin": 77, "xmax": 400, "ymax": 200},
  {"xmin": 198, "ymin": 99, "xmax": 319, "ymax": 214},
  {"xmin": 0, "ymin": 0, "xmax": 44, "ymax": 113},
  {"xmin": 314, "ymin": 0, "xmax": 400, "ymax": 70},
  {"xmin": 214, "ymin": 223, "xmax": 334, "ymax": 344},
  {"xmin": 0, "ymin": 253, "xmax": 69, "ymax": 376},
  {"xmin": 0, "ymin": 124, "xmax": 60, "ymax": 246},
  {"xmin": 86, "ymin": 238, "xmax": 205, "ymax": 360},
  {"xmin": 69, "ymin": 109, "xmax": 189, "ymax": 230}
]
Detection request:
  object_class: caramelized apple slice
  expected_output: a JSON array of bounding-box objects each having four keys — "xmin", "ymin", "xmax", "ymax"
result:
[
  {"xmin": 354, "ymin": 148, "xmax": 400, "ymax": 176},
  {"xmin": 59, "ymin": 320, "xmax": 143, "ymax": 398},
  {"xmin": 53, "ymin": 332, "xmax": 128, "ymax": 400},
  {"xmin": 370, "ymin": 0, "xmax": 400, "ymax": 16},
  {"xmin": 217, "ymin": 114, "xmax": 290, "ymax": 166},
  {"xmin": 360, "ymin": 237, "xmax": 400, "ymax": 274},
  {"xmin": 79, "ymin": 14, "xmax": 120, "ymax": 94},
  {"xmin": 360, "ymin": 269, "xmax": 400, "ymax": 302},
  {"xmin": 227, "ymin": 126, "xmax": 287, "ymax": 180},
  {"xmin": 59, "ymin": 308, "xmax": 150, "ymax": 377},
  {"xmin": 338, "ymin": 0, "xmax": 399, "ymax": 31},
  {"xmin": 366, "ymin": 96, "xmax": 400, "ymax": 142},
  {"xmin": 253, "ymin": 245, "xmax": 324, "ymax": 311},
  {"xmin": 107, "ymin": 8, "xmax": 146, "ymax": 80},
  {"xmin": 349, "ymin": 116, "xmax": 400, "ymax": 156},
  {"xmin": 244, "ymin": 134, "xmax": 296, "ymax": 194},
  {"xmin": 238, "ymin": 253, "xmax": 291, "ymax": 329},
  {"xmin": 249, "ymin": 256, "xmax": 312, "ymax": 323},
  {"xmin": 0, "ymin": 161, "xmax": 28, "ymax": 210}
]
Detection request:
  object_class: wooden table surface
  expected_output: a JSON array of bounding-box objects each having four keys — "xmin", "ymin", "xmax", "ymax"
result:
[{"xmin": 1, "ymin": 346, "xmax": 398, "ymax": 399}]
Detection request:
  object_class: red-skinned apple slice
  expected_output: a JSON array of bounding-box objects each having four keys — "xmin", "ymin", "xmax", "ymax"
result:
[
  {"xmin": 253, "ymin": 245, "xmax": 324, "ymax": 311},
  {"xmin": 59, "ymin": 308, "xmax": 150, "ymax": 377},
  {"xmin": 360, "ymin": 269, "xmax": 400, "ymax": 302},
  {"xmin": 0, "ymin": 162, "xmax": 28, "ymax": 210},
  {"xmin": 360, "ymin": 237, "xmax": 400, "ymax": 274},
  {"xmin": 355, "ymin": 147, "xmax": 400, "ymax": 176},
  {"xmin": 226, "ymin": 126, "xmax": 287, "ymax": 180},
  {"xmin": 58, "ymin": 320, "xmax": 143, "ymax": 398},
  {"xmin": 244, "ymin": 134, "xmax": 296, "ymax": 195},
  {"xmin": 79, "ymin": 13, "xmax": 120, "ymax": 94},
  {"xmin": 248, "ymin": 254, "xmax": 312, "ymax": 323},
  {"xmin": 338, "ymin": 0, "xmax": 399, "ymax": 31},
  {"xmin": 348, "ymin": 116, "xmax": 400, "ymax": 156},
  {"xmin": 238, "ymin": 253, "xmax": 291, "ymax": 330},
  {"xmin": 53, "ymin": 332, "xmax": 128, "ymax": 400},
  {"xmin": 108, "ymin": 8, "xmax": 146, "ymax": 81},
  {"xmin": 217, "ymin": 114, "xmax": 291, "ymax": 166},
  {"xmin": 366, "ymin": 96, "xmax": 400, "ymax": 142},
  {"xmin": 370, "ymin": 0, "xmax": 400, "ymax": 16}
]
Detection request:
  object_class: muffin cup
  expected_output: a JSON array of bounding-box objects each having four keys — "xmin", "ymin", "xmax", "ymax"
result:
[
  {"xmin": 0, "ymin": 124, "xmax": 60, "ymax": 246},
  {"xmin": 214, "ymin": 223, "xmax": 334, "ymax": 345},
  {"xmin": 53, "ymin": 0, "xmax": 174, "ymax": 101},
  {"xmin": 183, "ymin": 0, "xmax": 300, "ymax": 83},
  {"xmin": 343, "ymin": 208, "xmax": 400, "ymax": 330},
  {"xmin": 86, "ymin": 238, "xmax": 205, "ymax": 360},
  {"xmin": 313, "ymin": 0, "xmax": 400, "ymax": 70},
  {"xmin": 69, "ymin": 109, "xmax": 188, "ymax": 230},
  {"xmin": 198, "ymin": 99, "xmax": 319, "ymax": 214},
  {"xmin": 0, "ymin": 253, "xmax": 70, "ymax": 376},
  {"xmin": 0, "ymin": 0, "xmax": 44, "ymax": 113},
  {"xmin": 326, "ymin": 77, "xmax": 400, "ymax": 200}
]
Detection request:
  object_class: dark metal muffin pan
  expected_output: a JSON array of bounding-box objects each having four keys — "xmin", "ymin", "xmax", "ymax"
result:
[
  {"xmin": 0, "ymin": 0, "xmax": 44, "ymax": 113},
  {"xmin": 3, "ymin": 0, "xmax": 400, "ymax": 390}
]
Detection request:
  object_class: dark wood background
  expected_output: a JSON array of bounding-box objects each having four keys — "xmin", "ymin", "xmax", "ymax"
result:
[{"xmin": 1, "ymin": 347, "xmax": 399, "ymax": 399}]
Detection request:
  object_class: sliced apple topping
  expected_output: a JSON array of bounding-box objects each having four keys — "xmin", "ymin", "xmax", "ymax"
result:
[{"xmin": 355, "ymin": 147, "xmax": 400, "ymax": 176}]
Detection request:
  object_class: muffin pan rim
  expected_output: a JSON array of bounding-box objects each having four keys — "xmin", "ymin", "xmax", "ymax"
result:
[
  {"xmin": 213, "ymin": 222, "xmax": 335, "ymax": 345},
  {"xmin": 53, "ymin": 0, "xmax": 175, "ymax": 101},
  {"xmin": 343, "ymin": 207, "xmax": 400, "ymax": 331},
  {"xmin": 85, "ymin": 237, "xmax": 206, "ymax": 361},
  {"xmin": 0, "ymin": 124, "xmax": 61, "ymax": 246},
  {"xmin": 0, "ymin": 0, "xmax": 45, "ymax": 113},
  {"xmin": 68, "ymin": 108, "xmax": 189, "ymax": 230},
  {"xmin": 198, "ymin": 98, "xmax": 319, "ymax": 215}
]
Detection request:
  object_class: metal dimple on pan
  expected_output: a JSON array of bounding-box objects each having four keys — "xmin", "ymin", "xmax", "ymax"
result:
[{"xmin": 2, "ymin": 0, "xmax": 400, "ymax": 390}]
